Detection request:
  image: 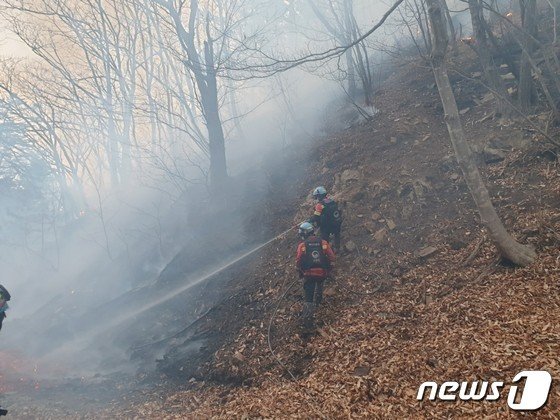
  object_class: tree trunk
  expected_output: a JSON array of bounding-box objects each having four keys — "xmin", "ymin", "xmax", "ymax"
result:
[
  {"xmin": 306, "ymin": 0, "xmax": 359, "ymax": 99},
  {"xmin": 345, "ymin": 50, "xmax": 358, "ymax": 99},
  {"xmin": 120, "ymin": 101, "xmax": 133, "ymax": 183},
  {"xmin": 165, "ymin": 0, "xmax": 229, "ymax": 190},
  {"xmin": 442, "ymin": 0, "xmax": 457, "ymax": 52},
  {"xmin": 518, "ymin": 0, "xmax": 538, "ymax": 109},
  {"xmin": 106, "ymin": 98, "xmax": 120, "ymax": 187},
  {"xmin": 468, "ymin": 0, "xmax": 512, "ymax": 116},
  {"xmin": 202, "ymin": 40, "xmax": 228, "ymax": 188},
  {"xmin": 549, "ymin": 0, "xmax": 559, "ymax": 43},
  {"xmin": 203, "ymin": 90, "xmax": 228, "ymax": 188},
  {"xmin": 345, "ymin": 0, "xmax": 374, "ymax": 106},
  {"xmin": 426, "ymin": 0, "xmax": 536, "ymax": 266},
  {"xmin": 418, "ymin": 0, "xmax": 433, "ymax": 52}
]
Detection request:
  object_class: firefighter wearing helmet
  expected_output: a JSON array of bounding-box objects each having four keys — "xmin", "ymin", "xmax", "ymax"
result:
[
  {"xmin": 295, "ymin": 222, "xmax": 335, "ymax": 328},
  {"xmin": 309, "ymin": 186, "xmax": 343, "ymax": 252}
]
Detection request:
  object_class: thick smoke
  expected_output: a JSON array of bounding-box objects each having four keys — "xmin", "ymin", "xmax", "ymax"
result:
[{"xmin": 0, "ymin": 0, "xmax": 400, "ymax": 386}]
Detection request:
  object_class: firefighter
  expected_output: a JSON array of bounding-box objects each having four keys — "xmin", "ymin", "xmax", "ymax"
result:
[
  {"xmin": 0, "ymin": 284, "xmax": 10, "ymax": 332},
  {"xmin": 0, "ymin": 285, "xmax": 10, "ymax": 415},
  {"xmin": 295, "ymin": 222, "xmax": 335, "ymax": 328},
  {"xmin": 309, "ymin": 186, "xmax": 343, "ymax": 252}
]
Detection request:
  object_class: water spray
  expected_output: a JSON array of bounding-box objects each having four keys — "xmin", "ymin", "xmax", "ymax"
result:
[
  {"xmin": 100, "ymin": 225, "xmax": 296, "ymax": 331},
  {"xmin": 40, "ymin": 225, "xmax": 298, "ymax": 362}
]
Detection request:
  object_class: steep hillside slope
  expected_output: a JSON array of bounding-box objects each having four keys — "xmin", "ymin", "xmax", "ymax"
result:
[{"xmin": 106, "ymin": 50, "xmax": 560, "ymax": 418}]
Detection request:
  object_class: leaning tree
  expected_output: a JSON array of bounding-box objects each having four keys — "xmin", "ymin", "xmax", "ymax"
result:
[{"xmin": 426, "ymin": 0, "xmax": 535, "ymax": 266}]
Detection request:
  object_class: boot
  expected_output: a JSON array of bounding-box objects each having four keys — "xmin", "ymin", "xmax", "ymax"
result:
[{"xmin": 302, "ymin": 302, "xmax": 314, "ymax": 329}]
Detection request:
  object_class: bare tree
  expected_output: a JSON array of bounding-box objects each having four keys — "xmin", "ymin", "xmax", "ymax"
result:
[
  {"xmin": 0, "ymin": 64, "xmax": 86, "ymax": 218},
  {"xmin": 2, "ymin": 0, "xmax": 216, "ymax": 197},
  {"xmin": 518, "ymin": 0, "xmax": 538, "ymax": 109},
  {"xmin": 442, "ymin": 0, "xmax": 457, "ymax": 51},
  {"xmin": 151, "ymin": 0, "xmax": 229, "ymax": 189},
  {"xmin": 305, "ymin": 0, "xmax": 375, "ymax": 104},
  {"xmin": 426, "ymin": 0, "xmax": 536, "ymax": 266}
]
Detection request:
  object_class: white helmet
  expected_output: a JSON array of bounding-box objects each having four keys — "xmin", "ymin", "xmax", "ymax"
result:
[
  {"xmin": 298, "ymin": 222, "xmax": 314, "ymax": 237},
  {"xmin": 312, "ymin": 186, "xmax": 327, "ymax": 199}
]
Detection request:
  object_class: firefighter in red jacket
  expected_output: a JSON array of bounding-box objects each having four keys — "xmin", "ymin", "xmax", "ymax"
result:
[{"xmin": 296, "ymin": 222, "xmax": 335, "ymax": 327}]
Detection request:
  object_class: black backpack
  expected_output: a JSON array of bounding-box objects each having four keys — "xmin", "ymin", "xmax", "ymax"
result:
[
  {"xmin": 0, "ymin": 285, "xmax": 10, "ymax": 301},
  {"xmin": 301, "ymin": 237, "xmax": 329, "ymax": 270},
  {"xmin": 321, "ymin": 200, "xmax": 342, "ymax": 229}
]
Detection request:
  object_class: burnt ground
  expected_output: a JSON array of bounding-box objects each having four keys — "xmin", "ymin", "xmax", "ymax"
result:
[
  {"xmin": 4, "ymin": 45, "xmax": 560, "ymax": 418},
  {"xmin": 0, "ymin": 135, "xmax": 312, "ymax": 418}
]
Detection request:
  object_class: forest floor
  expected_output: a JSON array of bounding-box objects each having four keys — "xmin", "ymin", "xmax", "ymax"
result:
[{"xmin": 6, "ymin": 47, "xmax": 560, "ymax": 418}]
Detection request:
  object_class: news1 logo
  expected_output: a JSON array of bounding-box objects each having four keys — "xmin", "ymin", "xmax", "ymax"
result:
[{"xmin": 417, "ymin": 370, "xmax": 552, "ymax": 411}]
